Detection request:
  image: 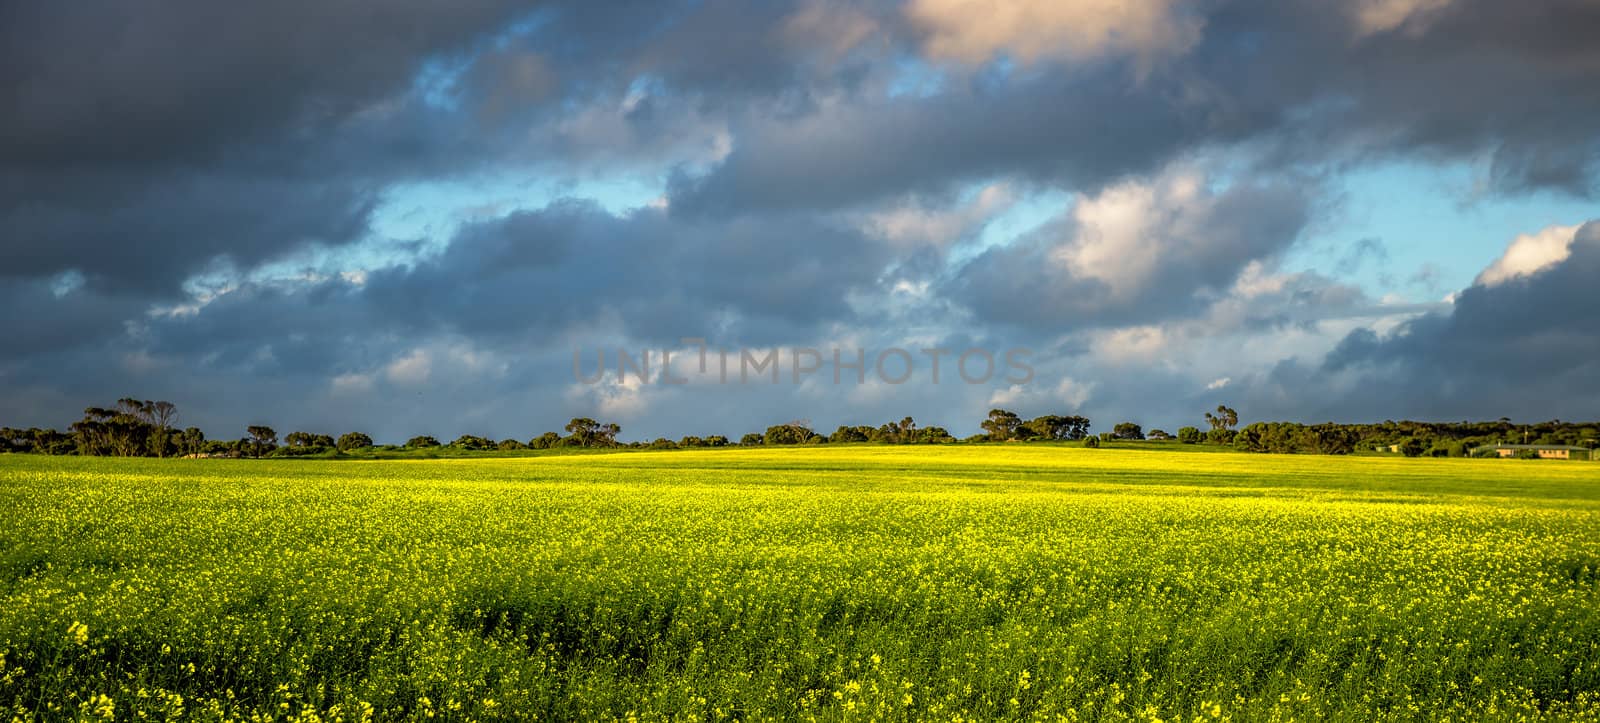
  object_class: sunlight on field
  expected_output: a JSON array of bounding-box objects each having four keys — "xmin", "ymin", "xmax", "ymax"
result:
[{"xmin": 2, "ymin": 447, "xmax": 1599, "ymax": 721}]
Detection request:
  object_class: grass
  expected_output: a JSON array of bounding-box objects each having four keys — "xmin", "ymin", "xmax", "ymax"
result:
[{"xmin": 1, "ymin": 446, "xmax": 1599, "ymax": 721}]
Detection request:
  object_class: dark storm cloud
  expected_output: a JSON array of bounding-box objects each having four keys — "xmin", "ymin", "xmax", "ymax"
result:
[
  {"xmin": 666, "ymin": 70, "xmax": 1204, "ymax": 215},
  {"xmin": 4, "ymin": 0, "xmax": 1600, "ymax": 437},
  {"xmin": 0, "ymin": 1, "xmax": 533, "ymax": 168},
  {"xmin": 357, "ymin": 200, "xmax": 893, "ymax": 347},
  {"xmin": 0, "ymin": 0, "xmax": 534, "ymax": 297},
  {"xmin": 946, "ymin": 175, "xmax": 1314, "ymax": 332},
  {"xmin": 127, "ymin": 198, "xmax": 894, "ymax": 381},
  {"xmin": 667, "ymin": 0, "xmax": 1600, "ymax": 215},
  {"xmin": 1298, "ymin": 220, "xmax": 1600, "ymax": 420}
]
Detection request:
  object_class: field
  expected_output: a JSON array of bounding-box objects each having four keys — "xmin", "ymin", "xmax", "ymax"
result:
[{"xmin": 2, "ymin": 446, "xmax": 1599, "ymax": 722}]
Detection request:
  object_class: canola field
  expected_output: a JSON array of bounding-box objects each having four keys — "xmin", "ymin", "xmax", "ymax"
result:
[{"xmin": 2, "ymin": 446, "xmax": 1599, "ymax": 721}]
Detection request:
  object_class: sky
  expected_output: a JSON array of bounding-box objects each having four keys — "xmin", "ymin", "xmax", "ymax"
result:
[{"xmin": 2, "ymin": 0, "xmax": 1599, "ymax": 443}]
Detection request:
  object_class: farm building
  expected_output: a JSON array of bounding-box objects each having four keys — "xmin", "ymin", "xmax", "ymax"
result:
[{"xmin": 1485, "ymin": 444, "xmax": 1595, "ymax": 460}]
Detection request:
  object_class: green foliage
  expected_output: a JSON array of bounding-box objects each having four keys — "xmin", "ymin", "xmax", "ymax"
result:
[
  {"xmin": 980, "ymin": 409, "xmax": 1024, "ymax": 441},
  {"xmin": 451, "ymin": 435, "xmax": 496, "ymax": 451},
  {"xmin": 1112, "ymin": 422, "xmax": 1144, "ymax": 440},
  {"xmin": 1205, "ymin": 405, "xmax": 1239, "ymax": 433},
  {"xmin": 336, "ymin": 432, "xmax": 373, "ymax": 451},
  {"xmin": 763, "ymin": 422, "xmax": 813, "ymax": 445},
  {"xmin": 739, "ymin": 433, "xmax": 764, "ymax": 446},
  {"xmin": 1022, "ymin": 415, "xmax": 1092, "ymax": 441},
  {"xmin": 564, "ymin": 418, "xmax": 621, "ymax": 448},
  {"xmin": 404, "ymin": 435, "xmax": 440, "ymax": 449},
  {"xmin": 1177, "ymin": 426, "xmax": 1202, "ymax": 444},
  {"xmin": 1082, "ymin": 436, "xmax": 1100, "ymax": 448}
]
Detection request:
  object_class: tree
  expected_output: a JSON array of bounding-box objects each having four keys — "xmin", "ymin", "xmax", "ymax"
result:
[
  {"xmin": 1022, "ymin": 415, "xmax": 1091, "ymax": 441},
  {"xmin": 980, "ymin": 409, "xmax": 1023, "ymax": 441},
  {"xmin": 337, "ymin": 432, "xmax": 374, "ymax": 451},
  {"xmin": 830, "ymin": 425, "xmax": 869, "ymax": 443},
  {"xmin": 451, "ymin": 435, "xmax": 495, "ymax": 450},
  {"xmin": 497, "ymin": 438, "xmax": 527, "ymax": 451},
  {"xmin": 764, "ymin": 422, "xmax": 813, "ymax": 445},
  {"xmin": 564, "ymin": 418, "xmax": 621, "ymax": 447},
  {"xmin": 246, "ymin": 426, "xmax": 277, "ymax": 458},
  {"xmin": 916, "ymin": 426, "xmax": 955, "ymax": 444},
  {"xmin": 1205, "ymin": 405, "xmax": 1239, "ymax": 434},
  {"xmin": 528, "ymin": 432, "xmax": 562, "ymax": 449},
  {"xmin": 1083, "ymin": 436, "xmax": 1100, "ymax": 448},
  {"xmin": 740, "ymin": 433, "xmax": 765, "ymax": 446},
  {"xmin": 1396, "ymin": 437, "xmax": 1426, "ymax": 458},
  {"xmin": 1177, "ymin": 426, "xmax": 1202, "ymax": 444},
  {"xmin": 705, "ymin": 435, "xmax": 730, "ymax": 447},
  {"xmin": 405, "ymin": 435, "xmax": 440, "ymax": 448},
  {"xmin": 1147, "ymin": 429, "xmax": 1172, "ymax": 441},
  {"xmin": 179, "ymin": 427, "xmax": 206, "ymax": 457},
  {"xmin": 1206, "ymin": 428, "xmax": 1236, "ymax": 445},
  {"xmin": 1310, "ymin": 425, "xmax": 1358, "ymax": 455},
  {"xmin": 680, "ymin": 436, "xmax": 706, "ymax": 448},
  {"xmin": 1112, "ymin": 422, "xmax": 1144, "ymax": 440},
  {"xmin": 146, "ymin": 401, "xmax": 178, "ymax": 458}
]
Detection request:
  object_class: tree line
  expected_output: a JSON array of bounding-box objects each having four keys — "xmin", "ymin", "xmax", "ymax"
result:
[{"xmin": 2, "ymin": 399, "xmax": 1595, "ymax": 458}]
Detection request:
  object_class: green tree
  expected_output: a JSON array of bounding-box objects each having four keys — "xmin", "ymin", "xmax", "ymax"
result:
[
  {"xmin": 1177, "ymin": 426, "xmax": 1202, "ymax": 444},
  {"xmin": 739, "ymin": 433, "xmax": 765, "ymax": 446},
  {"xmin": 405, "ymin": 435, "xmax": 440, "ymax": 448},
  {"xmin": 980, "ymin": 409, "xmax": 1023, "ymax": 441},
  {"xmin": 336, "ymin": 432, "xmax": 374, "ymax": 451},
  {"xmin": 1112, "ymin": 422, "xmax": 1144, "ymax": 440},
  {"xmin": 180, "ymin": 427, "xmax": 206, "ymax": 457},
  {"xmin": 764, "ymin": 422, "xmax": 813, "ymax": 445},
  {"xmin": 246, "ymin": 425, "xmax": 277, "ymax": 458},
  {"xmin": 1205, "ymin": 405, "xmax": 1239, "ymax": 433},
  {"xmin": 564, "ymin": 418, "xmax": 621, "ymax": 447}
]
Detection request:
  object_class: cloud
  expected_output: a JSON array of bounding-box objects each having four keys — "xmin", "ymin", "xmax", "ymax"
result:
[
  {"xmin": 906, "ymin": 0, "xmax": 1202, "ymax": 66},
  {"xmin": 3, "ymin": 0, "xmax": 1599, "ymax": 442},
  {"xmin": 1310, "ymin": 220, "xmax": 1600, "ymax": 420},
  {"xmin": 948, "ymin": 163, "xmax": 1315, "ymax": 331},
  {"xmin": 1352, "ymin": 0, "xmax": 1457, "ymax": 35},
  {"xmin": 1476, "ymin": 223, "xmax": 1581, "ymax": 287}
]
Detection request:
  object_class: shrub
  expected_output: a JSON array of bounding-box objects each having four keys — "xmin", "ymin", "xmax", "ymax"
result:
[{"xmin": 1177, "ymin": 426, "xmax": 1202, "ymax": 444}]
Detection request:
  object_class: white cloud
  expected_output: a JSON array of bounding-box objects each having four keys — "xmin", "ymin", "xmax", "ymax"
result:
[
  {"xmin": 906, "ymin": 0, "xmax": 1202, "ymax": 66},
  {"xmin": 1051, "ymin": 165, "xmax": 1213, "ymax": 300},
  {"xmin": 1475, "ymin": 223, "xmax": 1580, "ymax": 287},
  {"xmin": 1353, "ymin": 0, "xmax": 1455, "ymax": 36},
  {"xmin": 782, "ymin": 0, "xmax": 880, "ymax": 61},
  {"xmin": 1206, "ymin": 376, "xmax": 1230, "ymax": 390},
  {"xmin": 384, "ymin": 349, "xmax": 432, "ymax": 386},
  {"xmin": 864, "ymin": 183, "xmax": 1016, "ymax": 249},
  {"xmin": 987, "ymin": 377, "xmax": 1093, "ymax": 410},
  {"xmin": 329, "ymin": 372, "xmax": 375, "ymax": 395}
]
